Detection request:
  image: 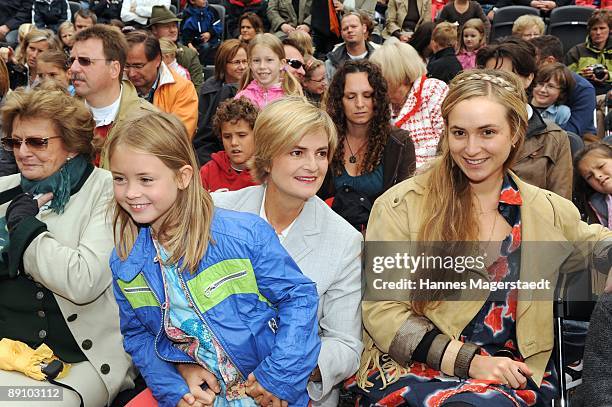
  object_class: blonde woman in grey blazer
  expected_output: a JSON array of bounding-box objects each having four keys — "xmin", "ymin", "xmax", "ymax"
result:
[{"xmin": 213, "ymin": 97, "xmax": 363, "ymax": 406}]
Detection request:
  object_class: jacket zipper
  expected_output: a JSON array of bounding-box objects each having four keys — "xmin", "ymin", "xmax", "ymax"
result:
[
  {"xmin": 140, "ymin": 271, "xmax": 197, "ymax": 365},
  {"xmin": 203, "ymin": 271, "xmax": 247, "ymax": 297},
  {"xmin": 178, "ymin": 271, "xmax": 245, "ymax": 380}
]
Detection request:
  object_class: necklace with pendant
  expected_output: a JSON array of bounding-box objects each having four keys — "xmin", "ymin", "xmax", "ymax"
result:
[{"xmin": 346, "ymin": 137, "xmax": 366, "ymax": 164}]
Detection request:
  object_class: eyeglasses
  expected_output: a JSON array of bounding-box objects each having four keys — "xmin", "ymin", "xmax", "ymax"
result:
[
  {"xmin": 2, "ymin": 137, "xmax": 62, "ymax": 151},
  {"xmin": 534, "ymin": 82, "xmax": 561, "ymax": 91},
  {"xmin": 228, "ymin": 59, "xmax": 248, "ymax": 66},
  {"xmin": 125, "ymin": 62, "xmax": 148, "ymax": 70},
  {"xmin": 287, "ymin": 59, "xmax": 305, "ymax": 70},
  {"xmin": 69, "ymin": 56, "xmax": 110, "ymax": 66}
]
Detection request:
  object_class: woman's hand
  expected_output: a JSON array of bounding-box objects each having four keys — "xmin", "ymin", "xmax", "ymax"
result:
[
  {"xmin": 245, "ymin": 373, "xmax": 288, "ymax": 407},
  {"xmin": 468, "ymin": 355, "xmax": 532, "ymax": 389},
  {"xmin": 176, "ymin": 363, "xmax": 219, "ymax": 406},
  {"xmin": 6, "ymin": 193, "xmax": 53, "ymax": 232}
]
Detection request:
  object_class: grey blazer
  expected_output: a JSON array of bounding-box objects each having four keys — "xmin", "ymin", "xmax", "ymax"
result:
[{"xmin": 213, "ymin": 186, "xmax": 363, "ymax": 406}]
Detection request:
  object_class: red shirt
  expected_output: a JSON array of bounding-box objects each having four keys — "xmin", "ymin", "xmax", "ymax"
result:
[{"xmin": 199, "ymin": 151, "xmax": 258, "ymax": 192}]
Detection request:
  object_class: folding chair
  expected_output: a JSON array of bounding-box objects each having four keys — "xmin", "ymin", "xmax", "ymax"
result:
[
  {"xmin": 491, "ymin": 6, "xmax": 539, "ymax": 41},
  {"xmin": 68, "ymin": 1, "xmax": 81, "ymax": 17},
  {"xmin": 554, "ymin": 269, "xmax": 596, "ymax": 406},
  {"xmin": 547, "ymin": 6, "xmax": 595, "ymax": 53},
  {"xmin": 209, "ymin": 3, "xmax": 226, "ymax": 41}
]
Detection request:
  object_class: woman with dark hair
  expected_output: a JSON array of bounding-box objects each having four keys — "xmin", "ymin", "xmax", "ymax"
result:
[
  {"xmin": 193, "ymin": 39, "xmax": 248, "ymax": 165},
  {"xmin": 238, "ymin": 12, "xmax": 264, "ymax": 43},
  {"xmin": 565, "ymin": 9, "xmax": 611, "ymax": 95},
  {"xmin": 319, "ymin": 59, "xmax": 416, "ymax": 232}
]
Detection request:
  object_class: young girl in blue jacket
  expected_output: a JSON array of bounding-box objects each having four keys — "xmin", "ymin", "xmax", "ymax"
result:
[{"xmin": 107, "ymin": 110, "xmax": 320, "ymax": 407}]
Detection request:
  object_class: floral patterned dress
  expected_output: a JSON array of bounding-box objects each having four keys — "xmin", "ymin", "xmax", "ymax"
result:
[{"xmin": 350, "ymin": 176, "xmax": 559, "ymax": 407}]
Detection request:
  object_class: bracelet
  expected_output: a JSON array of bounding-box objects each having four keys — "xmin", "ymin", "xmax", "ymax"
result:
[
  {"xmin": 426, "ymin": 334, "xmax": 451, "ymax": 371},
  {"xmin": 440, "ymin": 340, "xmax": 463, "ymax": 376},
  {"xmin": 454, "ymin": 342, "xmax": 481, "ymax": 379}
]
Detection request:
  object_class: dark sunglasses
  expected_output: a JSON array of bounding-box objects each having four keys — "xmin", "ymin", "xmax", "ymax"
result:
[
  {"xmin": 2, "ymin": 137, "xmax": 62, "ymax": 151},
  {"xmin": 68, "ymin": 56, "xmax": 110, "ymax": 66},
  {"xmin": 287, "ymin": 59, "xmax": 304, "ymax": 70}
]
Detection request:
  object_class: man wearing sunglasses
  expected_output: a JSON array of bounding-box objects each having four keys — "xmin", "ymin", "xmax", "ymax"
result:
[
  {"xmin": 70, "ymin": 25, "xmax": 156, "ymax": 167},
  {"xmin": 283, "ymin": 38, "xmax": 306, "ymax": 82},
  {"xmin": 125, "ymin": 30, "xmax": 198, "ymax": 138}
]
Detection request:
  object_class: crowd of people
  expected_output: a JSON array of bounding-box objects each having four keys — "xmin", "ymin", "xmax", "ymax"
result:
[{"xmin": 0, "ymin": 0, "xmax": 611, "ymax": 406}]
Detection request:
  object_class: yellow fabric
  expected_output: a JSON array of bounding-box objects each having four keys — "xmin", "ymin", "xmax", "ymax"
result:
[
  {"xmin": 0, "ymin": 339, "xmax": 70, "ymax": 380},
  {"xmin": 359, "ymin": 171, "xmax": 612, "ymax": 390}
]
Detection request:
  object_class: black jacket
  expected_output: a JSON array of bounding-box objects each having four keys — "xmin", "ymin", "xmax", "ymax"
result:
[
  {"xmin": 192, "ymin": 77, "xmax": 238, "ymax": 165},
  {"xmin": 326, "ymin": 41, "xmax": 376, "ymax": 70},
  {"xmin": 318, "ymin": 127, "xmax": 416, "ymax": 202},
  {"xmin": 0, "ymin": 0, "xmax": 34, "ymax": 31},
  {"xmin": 89, "ymin": 0, "xmax": 122, "ymax": 23},
  {"xmin": 426, "ymin": 47, "xmax": 463, "ymax": 84},
  {"xmin": 33, "ymin": 0, "xmax": 69, "ymax": 31}
]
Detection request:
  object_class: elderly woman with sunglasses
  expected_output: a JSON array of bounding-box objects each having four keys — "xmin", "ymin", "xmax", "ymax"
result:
[{"xmin": 0, "ymin": 84, "xmax": 135, "ymax": 407}]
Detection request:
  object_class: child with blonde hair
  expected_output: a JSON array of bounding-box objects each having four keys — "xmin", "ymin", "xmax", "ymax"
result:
[
  {"xmin": 108, "ymin": 110, "xmax": 320, "ymax": 407},
  {"xmin": 235, "ymin": 33, "xmax": 302, "ymax": 108},
  {"xmin": 159, "ymin": 38, "xmax": 191, "ymax": 80}
]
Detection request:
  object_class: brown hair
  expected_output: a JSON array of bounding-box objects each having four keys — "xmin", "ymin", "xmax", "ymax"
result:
[
  {"xmin": 534, "ymin": 62, "xmax": 575, "ymax": 104},
  {"xmin": 1, "ymin": 83, "xmax": 95, "ymax": 159},
  {"xmin": 214, "ymin": 39, "xmax": 248, "ymax": 82},
  {"xmin": 74, "ymin": 9, "xmax": 98, "ymax": 25},
  {"xmin": 213, "ymin": 97, "xmax": 259, "ymax": 139},
  {"xmin": 37, "ymin": 49, "xmax": 69, "ymax": 71},
  {"xmin": 125, "ymin": 30, "xmax": 161, "ymax": 61},
  {"xmin": 324, "ymin": 59, "xmax": 391, "ymax": 176},
  {"xmin": 432, "ymin": 21, "xmax": 458, "ymax": 49},
  {"xmin": 239, "ymin": 12, "xmax": 264, "ymax": 34},
  {"xmin": 74, "ymin": 24, "xmax": 128, "ymax": 80},
  {"xmin": 588, "ymin": 9, "xmax": 611, "ymax": 31},
  {"xmin": 0, "ymin": 58, "xmax": 9, "ymax": 98},
  {"xmin": 459, "ymin": 18, "xmax": 486, "ymax": 52}
]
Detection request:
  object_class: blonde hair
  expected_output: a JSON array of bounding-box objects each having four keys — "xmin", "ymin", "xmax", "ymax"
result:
[
  {"xmin": 107, "ymin": 111, "xmax": 214, "ymax": 273},
  {"xmin": 369, "ymin": 38, "xmax": 426, "ymax": 88},
  {"xmin": 2, "ymin": 83, "xmax": 95, "ymax": 159},
  {"xmin": 159, "ymin": 38, "xmax": 177, "ymax": 57},
  {"xmin": 249, "ymin": 97, "xmax": 338, "ymax": 182},
  {"xmin": 239, "ymin": 33, "xmax": 302, "ymax": 96},
  {"xmin": 15, "ymin": 29, "xmax": 59, "ymax": 66},
  {"xmin": 412, "ymin": 69, "xmax": 527, "ymax": 313},
  {"xmin": 459, "ymin": 18, "xmax": 486, "ymax": 52},
  {"xmin": 512, "ymin": 14, "xmax": 545, "ymax": 37},
  {"xmin": 432, "ymin": 21, "xmax": 458, "ymax": 49},
  {"xmin": 288, "ymin": 30, "xmax": 315, "ymax": 57},
  {"xmin": 58, "ymin": 21, "xmax": 75, "ymax": 46},
  {"xmin": 304, "ymin": 57, "xmax": 324, "ymax": 81},
  {"xmin": 18, "ymin": 23, "xmax": 33, "ymax": 44}
]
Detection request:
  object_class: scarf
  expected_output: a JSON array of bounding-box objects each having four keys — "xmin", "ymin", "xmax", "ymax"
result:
[{"xmin": 0, "ymin": 155, "xmax": 89, "ymax": 256}]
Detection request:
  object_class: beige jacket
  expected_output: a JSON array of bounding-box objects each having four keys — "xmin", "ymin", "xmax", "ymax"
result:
[
  {"xmin": 359, "ymin": 171, "xmax": 612, "ymax": 390},
  {"xmin": 0, "ymin": 168, "xmax": 136, "ymax": 404},
  {"xmin": 383, "ymin": 0, "xmax": 431, "ymax": 38}
]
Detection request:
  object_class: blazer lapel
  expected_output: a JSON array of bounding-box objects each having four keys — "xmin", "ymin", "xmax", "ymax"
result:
[{"xmin": 282, "ymin": 198, "xmax": 321, "ymax": 264}]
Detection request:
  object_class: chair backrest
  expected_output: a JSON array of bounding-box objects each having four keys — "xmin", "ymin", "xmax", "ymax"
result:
[
  {"xmin": 491, "ymin": 6, "xmax": 540, "ymax": 41},
  {"xmin": 209, "ymin": 3, "xmax": 226, "ymax": 40},
  {"xmin": 548, "ymin": 6, "xmax": 594, "ymax": 53},
  {"xmin": 203, "ymin": 64, "xmax": 215, "ymax": 80},
  {"xmin": 567, "ymin": 131, "xmax": 586, "ymax": 159},
  {"xmin": 68, "ymin": 1, "xmax": 81, "ymax": 18},
  {"xmin": 169, "ymin": 4, "xmax": 178, "ymax": 14}
]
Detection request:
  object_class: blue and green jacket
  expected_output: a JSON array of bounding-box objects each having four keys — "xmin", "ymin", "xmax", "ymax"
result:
[{"xmin": 111, "ymin": 208, "xmax": 321, "ymax": 407}]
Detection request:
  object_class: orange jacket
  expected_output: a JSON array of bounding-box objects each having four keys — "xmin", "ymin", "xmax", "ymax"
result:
[{"xmin": 153, "ymin": 62, "xmax": 199, "ymax": 138}]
